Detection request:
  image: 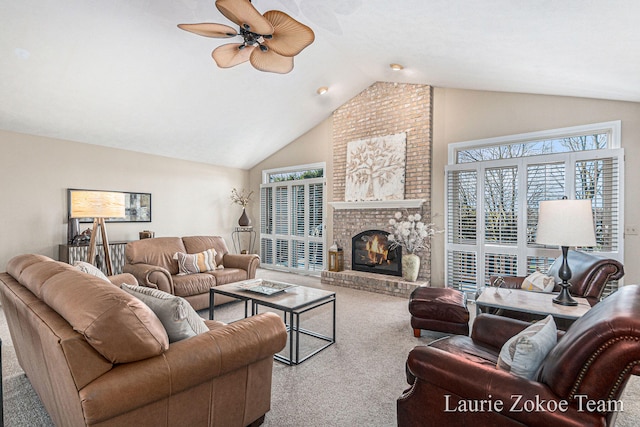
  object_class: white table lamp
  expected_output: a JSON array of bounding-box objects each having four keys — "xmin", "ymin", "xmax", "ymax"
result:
[{"xmin": 536, "ymin": 198, "xmax": 596, "ymax": 306}]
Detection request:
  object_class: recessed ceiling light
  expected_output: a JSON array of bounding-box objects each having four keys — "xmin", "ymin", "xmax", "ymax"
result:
[
  {"xmin": 390, "ymin": 63, "xmax": 404, "ymax": 71},
  {"xmin": 316, "ymin": 86, "xmax": 328, "ymax": 95}
]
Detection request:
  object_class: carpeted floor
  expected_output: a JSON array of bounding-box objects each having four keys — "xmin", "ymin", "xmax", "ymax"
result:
[{"xmin": 1, "ymin": 269, "xmax": 638, "ymax": 426}]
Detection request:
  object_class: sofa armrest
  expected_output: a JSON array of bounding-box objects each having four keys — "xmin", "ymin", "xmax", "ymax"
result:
[
  {"xmin": 123, "ymin": 263, "xmax": 174, "ymax": 294},
  {"xmin": 78, "ymin": 312, "xmax": 287, "ymax": 425},
  {"xmin": 222, "ymin": 253, "xmax": 260, "ymax": 278},
  {"xmin": 471, "ymin": 313, "xmax": 533, "ymax": 350},
  {"xmin": 399, "ymin": 345, "xmax": 601, "ymax": 427},
  {"xmin": 108, "ymin": 273, "xmax": 138, "ymax": 287},
  {"xmin": 489, "ymin": 275, "xmax": 527, "ymax": 289}
]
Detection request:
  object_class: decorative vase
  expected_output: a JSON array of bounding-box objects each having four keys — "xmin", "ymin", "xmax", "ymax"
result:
[
  {"xmin": 238, "ymin": 207, "xmax": 251, "ymax": 226},
  {"xmin": 402, "ymin": 253, "xmax": 420, "ymax": 282}
]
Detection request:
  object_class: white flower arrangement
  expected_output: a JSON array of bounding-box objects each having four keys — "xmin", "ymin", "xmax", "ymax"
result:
[
  {"xmin": 388, "ymin": 211, "xmax": 442, "ymax": 254},
  {"xmin": 230, "ymin": 188, "xmax": 253, "ymax": 207}
]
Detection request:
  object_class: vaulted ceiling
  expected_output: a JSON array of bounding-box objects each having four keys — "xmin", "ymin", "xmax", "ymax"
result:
[{"xmin": 2, "ymin": 1, "xmax": 639, "ymax": 169}]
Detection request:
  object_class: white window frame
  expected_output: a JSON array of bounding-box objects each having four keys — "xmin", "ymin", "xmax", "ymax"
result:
[
  {"xmin": 448, "ymin": 120, "xmax": 621, "ymax": 164},
  {"xmin": 445, "ymin": 121, "xmax": 624, "ymax": 294},
  {"xmin": 260, "ymin": 162, "xmax": 326, "ymax": 275}
]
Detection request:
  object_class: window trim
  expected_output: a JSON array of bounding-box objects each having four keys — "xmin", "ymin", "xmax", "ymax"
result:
[
  {"xmin": 448, "ymin": 120, "xmax": 621, "ymax": 165},
  {"xmin": 262, "ymin": 162, "xmax": 326, "ymax": 184}
]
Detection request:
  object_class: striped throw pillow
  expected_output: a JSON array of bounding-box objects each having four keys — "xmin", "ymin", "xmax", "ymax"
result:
[{"xmin": 174, "ymin": 248, "xmax": 217, "ymax": 274}]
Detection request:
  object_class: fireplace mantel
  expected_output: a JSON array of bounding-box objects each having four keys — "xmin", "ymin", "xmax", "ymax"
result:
[{"xmin": 330, "ymin": 199, "xmax": 425, "ymax": 210}]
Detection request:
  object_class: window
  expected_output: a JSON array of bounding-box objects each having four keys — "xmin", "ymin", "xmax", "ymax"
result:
[
  {"xmin": 260, "ymin": 163, "xmax": 326, "ymax": 274},
  {"xmin": 445, "ymin": 121, "xmax": 624, "ymax": 296}
]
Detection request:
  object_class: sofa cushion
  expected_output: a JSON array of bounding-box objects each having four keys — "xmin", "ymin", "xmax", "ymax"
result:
[
  {"xmin": 521, "ymin": 271, "xmax": 555, "ymax": 293},
  {"xmin": 121, "ymin": 284, "xmax": 208, "ymax": 342},
  {"xmin": 13, "ymin": 259, "xmax": 74, "ymax": 298},
  {"xmin": 40, "ymin": 268, "xmax": 169, "ymax": 363},
  {"xmin": 209, "ymin": 268, "xmax": 249, "ymax": 286},
  {"xmin": 172, "ymin": 273, "xmax": 216, "ymax": 298},
  {"xmin": 497, "ymin": 315, "xmax": 557, "ymax": 379},
  {"xmin": 6, "ymin": 253, "xmax": 55, "ymax": 279},
  {"xmin": 183, "ymin": 236, "xmax": 229, "ymax": 267},
  {"xmin": 125, "ymin": 237, "xmax": 186, "ymax": 275},
  {"xmin": 174, "ymin": 248, "xmax": 217, "ymax": 274},
  {"xmin": 74, "ymin": 261, "xmax": 110, "ymax": 282}
]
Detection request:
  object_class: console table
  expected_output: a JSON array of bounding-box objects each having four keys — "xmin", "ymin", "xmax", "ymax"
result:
[
  {"xmin": 231, "ymin": 226, "xmax": 256, "ymax": 254},
  {"xmin": 59, "ymin": 241, "xmax": 129, "ymax": 275}
]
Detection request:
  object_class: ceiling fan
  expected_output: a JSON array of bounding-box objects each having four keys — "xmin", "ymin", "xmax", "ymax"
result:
[{"xmin": 178, "ymin": 0, "xmax": 315, "ymax": 74}]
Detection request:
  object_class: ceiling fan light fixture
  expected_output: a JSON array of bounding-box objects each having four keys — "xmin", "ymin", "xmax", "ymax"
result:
[
  {"xmin": 390, "ymin": 63, "xmax": 404, "ymax": 71},
  {"xmin": 179, "ymin": 0, "xmax": 314, "ymax": 74},
  {"xmin": 316, "ymin": 86, "xmax": 328, "ymax": 95}
]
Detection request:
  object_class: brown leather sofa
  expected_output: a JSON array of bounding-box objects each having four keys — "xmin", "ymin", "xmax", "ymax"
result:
[
  {"xmin": 397, "ymin": 284, "xmax": 640, "ymax": 427},
  {"xmin": 0, "ymin": 254, "xmax": 286, "ymax": 427},
  {"xmin": 124, "ymin": 236, "xmax": 260, "ymax": 310}
]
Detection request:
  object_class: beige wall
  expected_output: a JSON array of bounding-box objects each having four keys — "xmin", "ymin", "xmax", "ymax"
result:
[
  {"xmin": 432, "ymin": 88, "xmax": 640, "ymax": 285},
  {"xmin": 0, "ymin": 130, "xmax": 248, "ymax": 269}
]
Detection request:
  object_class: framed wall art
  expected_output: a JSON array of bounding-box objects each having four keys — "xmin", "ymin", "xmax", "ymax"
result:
[
  {"xmin": 345, "ymin": 132, "xmax": 406, "ymax": 201},
  {"xmin": 67, "ymin": 189, "xmax": 152, "ymax": 223}
]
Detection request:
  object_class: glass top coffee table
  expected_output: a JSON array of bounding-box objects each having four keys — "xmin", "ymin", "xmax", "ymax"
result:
[{"xmin": 209, "ymin": 279, "xmax": 336, "ymax": 365}]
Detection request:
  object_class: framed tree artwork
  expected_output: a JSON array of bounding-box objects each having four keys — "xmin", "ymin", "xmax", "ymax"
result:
[{"xmin": 345, "ymin": 133, "xmax": 406, "ymax": 201}]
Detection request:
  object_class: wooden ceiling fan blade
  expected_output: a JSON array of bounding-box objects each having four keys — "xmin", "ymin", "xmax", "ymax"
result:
[
  {"xmin": 177, "ymin": 23, "xmax": 238, "ymax": 38},
  {"xmin": 215, "ymin": 0, "xmax": 274, "ymax": 35},
  {"xmin": 262, "ymin": 10, "xmax": 315, "ymax": 57},
  {"xmin": 249, "ymin": 48, "xmax": 294, "ymax": 74},
  {"xmin": 212, "ymin": 43, "xmax": 254, "ymax": 68}
]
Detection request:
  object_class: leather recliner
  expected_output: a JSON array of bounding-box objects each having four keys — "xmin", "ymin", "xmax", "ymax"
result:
[
  {"xmin": 489, "ymin": 250, "xmax": 624, "ymax": 307},
  {"xmin": 397, "ymin": 284, "xmax": 640, "ymax": 427}
]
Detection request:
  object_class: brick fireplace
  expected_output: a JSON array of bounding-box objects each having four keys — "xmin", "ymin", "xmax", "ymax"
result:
[{"xmin": 321, "ymin": 82, "xmax": 433, "ymax": 298}]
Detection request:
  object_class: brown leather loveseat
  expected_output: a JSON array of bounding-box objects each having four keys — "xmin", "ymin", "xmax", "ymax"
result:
[
  {"xmin": 397, "ymin": 284, "xmax": 640, "ymax": 427},
  {"xmin": 0, "ymin": 254, "xmax": 286, "ymax": 427},
  {"xmin": 124, "ymin": 236, "xmax": 260, "ymax": 310}
]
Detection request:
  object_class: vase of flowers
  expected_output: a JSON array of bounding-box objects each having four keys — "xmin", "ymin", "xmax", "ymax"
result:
[
  {"xmin": 388, "ymin": 211, "xmax": 442, "ymax": 282},
  {"xmin": 230, "ymin": 188, "xmax": 254, "ymax": 226}
]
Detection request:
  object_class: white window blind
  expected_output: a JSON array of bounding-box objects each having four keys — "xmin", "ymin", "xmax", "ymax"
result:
[
  {"xmin": 446, "ymin": 146, "xmax": 624, "ymax": 296},
  {"xmin": 260, "ymin": 164, "xmax": 326, "ymax": 274}
]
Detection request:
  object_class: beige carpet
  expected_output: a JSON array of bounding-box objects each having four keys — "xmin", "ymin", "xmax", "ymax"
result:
[{"xmin": 0, "ymin": 269, "xmax": 638, "ymax": 426}]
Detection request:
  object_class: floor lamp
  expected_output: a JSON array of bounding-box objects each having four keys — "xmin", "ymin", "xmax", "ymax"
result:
[
  {"xmin": 70, "ymin": 191, "xmax": 125, "ymax": 276},
  {"xmin": 535, "ymin": 198, "xmax": 596, "ymax": 306}
]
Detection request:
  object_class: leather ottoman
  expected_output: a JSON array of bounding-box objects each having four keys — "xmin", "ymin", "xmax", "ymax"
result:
[{"xmin": 409, "ymin": 287, "xmax": 470, "ymax": 336}]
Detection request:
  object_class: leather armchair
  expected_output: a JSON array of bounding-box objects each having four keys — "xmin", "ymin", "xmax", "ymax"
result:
[
  {"xmin": 397, "ymin": 284, "xmax": 640, "ymax": 427},
  {"xmin": 490, "ymin": 250, "xmax": 624, "ymax": 307}
]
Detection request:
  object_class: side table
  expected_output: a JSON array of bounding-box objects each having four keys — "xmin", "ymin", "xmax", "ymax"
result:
[
  {"xmin": 476, "ymin": 287, "xmax": 590, "ymax": 326},
  {"xmin": 232, "ymin": 226, "xmax": 256, "ymax": 254}
]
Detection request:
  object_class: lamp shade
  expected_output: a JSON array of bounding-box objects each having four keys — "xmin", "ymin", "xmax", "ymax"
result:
[
  {"xmin": 70, "ymin": 191, "xmax": 126, "ymax": 218},
  {"xmin": 536, "ymin": 199, "xmax": 596, "ymax": 247}
]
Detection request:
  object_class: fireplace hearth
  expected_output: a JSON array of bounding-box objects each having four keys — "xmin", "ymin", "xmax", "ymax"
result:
[{"xmin": 351, "ymin": 229, "xmax": 402, "ymax": 277}]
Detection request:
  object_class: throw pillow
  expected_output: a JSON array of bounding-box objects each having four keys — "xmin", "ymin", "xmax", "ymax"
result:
[
  {"xmin": 74, "ymin": 261, "xmax": 110, "ymax": 282},
  {"xmin": 120, "ymin": 284, "xmax": 209, "ymax": 342},
  {"xmin": 173, "ymin": 248, "xmax": 217, "ymax": 275},
  {"xmin": 521, "ymin": 271, "xmax": 555, "ymax": 293},
  {"xmin": 497, "ymin": 315, "xmax": 557, "ymax": 379}
]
